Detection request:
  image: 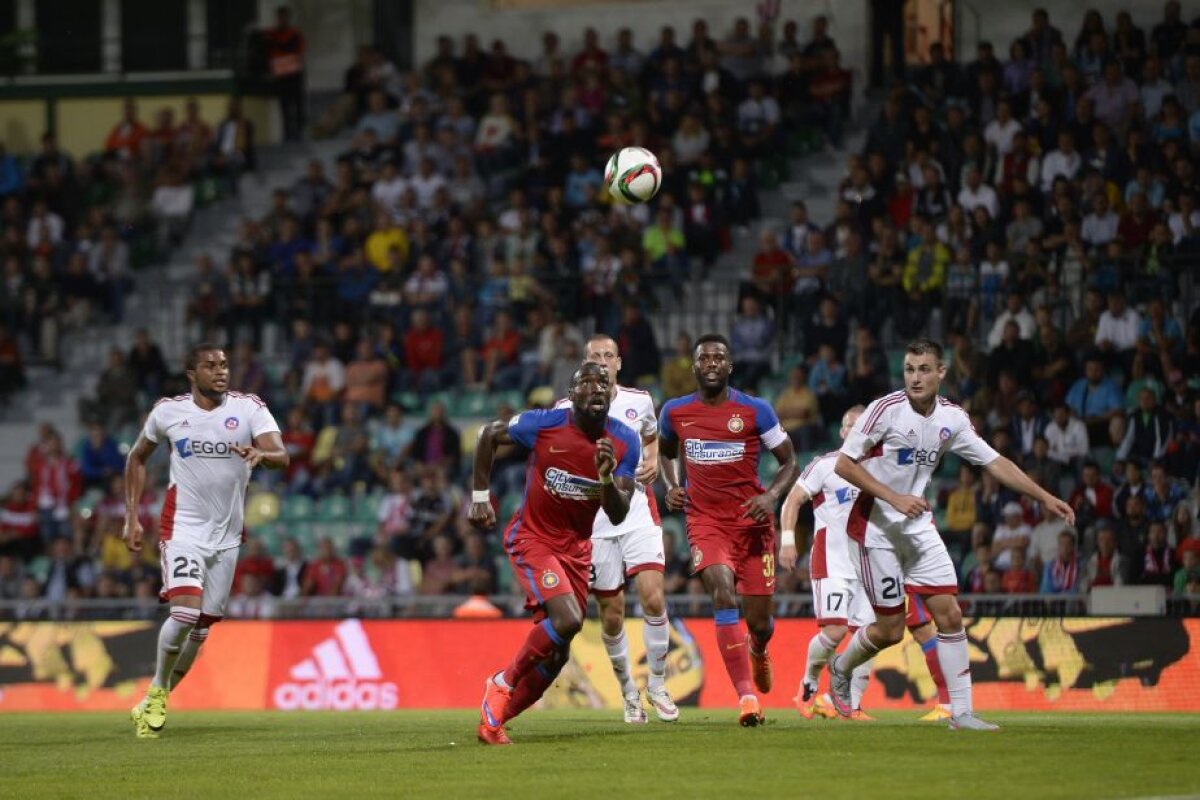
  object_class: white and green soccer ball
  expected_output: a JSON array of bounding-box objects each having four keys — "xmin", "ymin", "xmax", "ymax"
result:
[{"xmin": 605, "ymin": 146, "xmax": 662, "ymax": 204}]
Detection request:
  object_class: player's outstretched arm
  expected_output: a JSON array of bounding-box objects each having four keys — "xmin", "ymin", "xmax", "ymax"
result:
[
  {"xmin": 657, "ymin": 432, "xmax": 686, "ymax": 512},
  {"xmin": 742, "ymin": 439, "xmax": 798, "ymax": 523},
  {"xmin": 779, "ymin": 478, "xmax": 810, "ymax": 571},
  {"xmin": 123, "ymin": 435, "xmax": 157, "ymax": 552},
  {"xmin": 469, "ymin": 419, "xmax": 512, "ymax": 529},
  {"xmin": 984, "ymin": 455, "xmax": 1076, "ymax": 526},
  {"xmin": 835, "ymin": 453, "xmax": 928, "ymax": 519}
]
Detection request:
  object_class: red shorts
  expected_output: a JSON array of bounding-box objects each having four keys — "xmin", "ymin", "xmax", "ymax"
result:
[
  {"xmin": 905, "ymin": 591, "xmax": 932, "ymax": 629},
  {"xmin": 507, "ymin": 535, "xmax": 591, "ymax": 620},
  {"xmin": 687, "ymin": 522, "xmax": 777, "ymax": 596}
]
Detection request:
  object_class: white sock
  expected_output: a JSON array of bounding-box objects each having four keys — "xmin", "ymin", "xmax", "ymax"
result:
[
  {"xmin": 936, "ymin": 630, "xmax": 972, "ymax": 717},
  {"xmin": 643, "ymin": 615, "xmax": 669, "ymax": 690},
  {"xmin": 805, "ymin": 631, "xmax": 838, "ymax": 686},
  {"xmin": 851, "ymin": 658, "xmax": 874, "ymax": 709},
  {"xmin": 833, "ymin": 627, "xmax": 879, "ymax": 675},
  {"xmin": 602, "ymin": 630, "xmax": 638, "ymax": 695},
  {"xmin": 152, "ymin": 607, "xmax": 200, "ymax": 690},
  {"xmin": 169, "ymin": 627, "xmax": 209, "ymax": 690}
]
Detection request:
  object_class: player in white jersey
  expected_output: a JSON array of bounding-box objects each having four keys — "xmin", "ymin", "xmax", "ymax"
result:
[
  {"xmin": 558, "ymin": 334, "xmax": 679, "ymax": 723},
  {"xmin": 123, "ymin": 343, "xmax": 288, "ymax": 738},
  {"xmin": 828, "ymin": 339, "xmax": 1074, "ymax": 730},
  {"xmin": 780, "ymin": 406, "xmax": 876, "ymax": 721}
]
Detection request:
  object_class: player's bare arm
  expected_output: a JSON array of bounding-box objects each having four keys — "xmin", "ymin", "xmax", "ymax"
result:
[
  {"xmin": 232, "ymin": 431, "xmax": 289, "ymax": 470},
  {"xmin": 635, "ymin": 433, "xmax": 659, "ymax": 485},
  {"xmin": 984, "ymin": 455, "xmax": 1076, "ymax": 526},
  {"xmin": 469, "ymin": 419, "xmax": 513, "ymax": 529},
  {"xmin": 595, "ymin": 437, "xmax": 635, "ymax": 525},
  {"xmin": 123, "ymin": 434, "xmax": 157, "ymax": 552},
  {"xmin": 742, "ymin": 439, "xmax": 797, "ymax": 523},
  {"xmin": 658, "ymin": 433, "xmax": 687, "ymax": 511},
  {"xmin": 779, "ymin": 479, "xmax": 811, "ymax": 571},
  {"xmin": 835, "ymin": 453, "xmax": 929, "ymax": 519}
]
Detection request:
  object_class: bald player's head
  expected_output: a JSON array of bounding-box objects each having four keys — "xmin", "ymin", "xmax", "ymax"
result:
[{"xmin": 840, "ymin": 405, "xmax": 865, "ymax": 440}]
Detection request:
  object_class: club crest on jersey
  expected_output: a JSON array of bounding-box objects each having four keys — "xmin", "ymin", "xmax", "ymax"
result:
[
  {"xmin": 684, "ymin": 439, "xmax": 746, "ymax": 464},
  {"xmin": 727, "ymin": 415, "xmax": 745, "ymax": 433},
  {"xmin": 625, "ymin": 408, "xmax": 637, "ymax": 420},
  {"xmin": 939, "ymin": 427, "xmax": 952, "ymax": 440},
  {"xmin": 225, "ymin": 417, "xmax": 239, "ymax": 430},
  {"xmin": 541, "ymin": 570, "xmax": 560, "ymax": 589},
  {"xmin": 543, "ymin": 467, "xmax": 602, "ymax": 500}
]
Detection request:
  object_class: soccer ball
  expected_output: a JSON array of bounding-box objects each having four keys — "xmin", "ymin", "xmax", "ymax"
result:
[{"xmin": 605, "ymin": 147, "xmax": 662, "ymax": 204}]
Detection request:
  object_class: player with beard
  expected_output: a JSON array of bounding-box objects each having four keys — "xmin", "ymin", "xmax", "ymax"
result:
[
  {"xmin": 659, "ymin": 334, "xmax": 798, "ymax": 726},
  {"xmin": 124, "ymin": 343, "xmax": 288, "ymax": 738},
  {"xmin": 473, "ymin": 363, "xmax": 641, "ymax": 745}
]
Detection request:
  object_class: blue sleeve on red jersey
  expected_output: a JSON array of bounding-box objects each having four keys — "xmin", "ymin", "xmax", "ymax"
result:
[
  {"xmin": 507, "ymin": 408, "xmax": 569, "ymax": 449},
  {"xmin": 658, "ymin": 398, "xmax": 682, "ymax": 443},
  {"xmin": 747, "ymin": 394, "xmax": 782, "ymax": 434},
  {"xmin": 607, "ymin": 419, "xmax": 641, "ymax": 480}
]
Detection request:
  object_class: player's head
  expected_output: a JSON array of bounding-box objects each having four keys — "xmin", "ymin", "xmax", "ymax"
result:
[
  {"xmin": 568, "ymin": 361, "xmax": 612, "ymax": 423},
  {"xmin": 692, "ymin": 333, "xmax": 732, "ymax": 394},
  {"xmin": 185, "ymin": 342, "xmax": 228, "ymax": 399},
  {"xmin": 839, "ymin": 404, "xmax": 865, "ymax": 441},
  {"xmin": 902, "ymin": 338, "xmax": 945, "ymax": 407},
  {"xmin": 584, "ymin": 334, "xmax": 621, "ymax": 390}
]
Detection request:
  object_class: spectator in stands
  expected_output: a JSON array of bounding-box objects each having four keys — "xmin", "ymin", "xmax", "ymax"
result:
[
  {"xmin": 729, "ymin": 295, "xmax": 773, "ymax": 392},
  {"xmin": 1066, "ymin": 355, "xmax": 1123, "ymax": 444},
  {"xmin": 272, "ymin": 537, "xmax": 308, "ymax": 599},
  {"xmin": 0, "ymin": 482, "xmax": 39, "ymax": 562},
  {"xmin": 775, "ymin": 364, "xmax": 821, "ymax": 452},
  {"xmin": 1173, "ymin": 550, "xmax": 1200, "ymax": 596},
  {"xmin": 212, "ymin": 97, "xmax": 256, "ymax": 189},
  {"xmin": 452, "ymin": 532, "xmax": 496, "ymax": 594},
  {"xmin": 1069, "ymin": 459, "xmax": 1114, "ymax": 532},
  {"xmin": 344, "ymin": 337, "xmax": 388, "ymax": 414},
  {"xmin": 303, "ymin": 538, "xmax": 346, "ymax": 597},
  {"xmin": 1010, "ymin": 390, "xmax": 1048, "ymax": 460},
  {"xmin": 104, "ymin": 98, "xmax": 147, "ymax": 161},
  {"xmin": 1117, "ymin": 388, "xmax": 1173, "ymax": 462},
  {"xmin": 78, "ymin": 422, "xmax": 123, "ymax": 491},
  {"xmin": 408, "ymin": 402, "xmax": 461, "ymax": 477},
  {"xmin": 1135, "ymin": 522, "xmax": 1175, "ymax": 588},
  {"xmin": 1002, "ymin": 546, "xmax": 1038, "ymax": 594},
  {"xmin": 301, "ymin": 340, "xmax": 345, "ymax": 424},
  {"xmin": 660, "ymin": 332, "xmax": 693, "ymax": 400},
  {"xmin": 986, "ymin": 291, "xmax": 1037, "ymax": 350},
  {"xmin": 961, "ymin": 541, "xmax": 992, "ymax": 594},
  {"xmin": 1045, "ymin": 403, "xmax": 1089, "ymax": 468},
  {"xmin": 615, "ymin": 304, "xmax": 660, "ymax": 383},
  {"xmin": 234, "ymin": 538, "xmax": 277, "ymax": 595},
  {"xmin": 0, "ymin": 323, "xmax": 24, "ymax": 404},
  {"xmin": 1146, "ymin": 462, "xmax": 1187, "ymax": 524},
  {"xmin": 1041, "ymin": 530, "xmax": 1080, "ymax": 594},
  {"xmin": 264, "ymin": 5, "xmax": 306, "ymax": 141},
  {"xmin": 808, "ymin": 343, "xmax": 847, "ymax": 425},
  {"xmin": 42, "ymin": 536, "xmax": 94, "ymax": 602},
  {"xmin": 1085, "ymin": 525, "xmax": 1128, "ymax": 590},
  {"xmin": 991, "ymin": 502, "xmax": 1032, "ymax": 571},
  {"xmin": 228, "ymin": 572, "xmax": 279, "ymax": 618}
]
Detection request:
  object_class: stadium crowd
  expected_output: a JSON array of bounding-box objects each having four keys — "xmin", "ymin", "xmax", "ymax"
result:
[{"xmin": 1, "ymin": 7, "xmax": 1199, "ymax": 615}]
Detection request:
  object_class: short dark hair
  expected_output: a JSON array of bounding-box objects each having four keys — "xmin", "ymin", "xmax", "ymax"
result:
[
  {"xmin": 694, "ymin": 333, "xmax": 731, "ymax": 354},
  {"xmin": 185, "ymin": 342, "xmax": 222, "ymax": 371},
  {"xmin": 904, "ymin": 338, "xmax": 943, "ymax": 361}
]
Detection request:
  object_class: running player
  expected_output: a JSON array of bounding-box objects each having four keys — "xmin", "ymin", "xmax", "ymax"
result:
[
  {"xmin": 473, "ymin": 363, "xmax": 640, "ymax": 745},
  {"xmin": 555, "ymin": 334, "xmax": 678, "ymax": 724},
  {"xmin": 780, "ymin": 405, "xmax": 950, "ymax": 722},
  {"xmin": 659, "ymin": 334, "xmax": 798, "ymax": 727},
  {"xmin": 829, "ymin": 339, "xmax": 1074, "ymax": 730},
  {"xmin": 124, "ymin": 343, "xmax": 288, "ymax": 739}
]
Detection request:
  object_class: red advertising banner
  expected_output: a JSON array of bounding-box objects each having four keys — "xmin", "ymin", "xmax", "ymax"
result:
[{"xmin": 0, "ymin": 617, "xmax": 1194, "ymax": 713}]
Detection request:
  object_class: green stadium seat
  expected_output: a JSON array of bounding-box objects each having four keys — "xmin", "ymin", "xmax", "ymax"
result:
[
  {"xmin": 1093, "ymin": 446, "xmax": 1116, "ymax": 475},
  {"xmin": 1124, "ymin": 377, "xmax": 1162, "ymax": 409},
  {"xmin": 455, "ymin": 390, "xmax": 490, "ymax": 417},
  {"xmin": 316, "ymin": 494, "xmax": 352, "ymax": 522},
  {"xmin": 26, "ymin": 557, "xmax": 50, "ymax": 583},
  {"xmin": 281, "ymin": 494, "xmax": 314, "ymax": 522},
  {"xmin": 887, "ymin": 349, "xmax": 905, "ymax": 380},
  {"xmin": 392, "ymin": 391, "xmax": 422, "ymax": 413},
  {"xmin": 500, "ymin": 491, "xmax": 523, "ymax": 521},
  {"xmin": 354, "ymin": 493, "xmax": 383, "ymax": 523},
  {"xmin": 496, "ymin": 390, "xmax": 525, "ymax": 412}
]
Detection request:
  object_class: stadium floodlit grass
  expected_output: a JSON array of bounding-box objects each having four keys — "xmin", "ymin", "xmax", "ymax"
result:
[{"xmin": 2, "ymin": 710, "xmax": 1196, "ymax": 799}]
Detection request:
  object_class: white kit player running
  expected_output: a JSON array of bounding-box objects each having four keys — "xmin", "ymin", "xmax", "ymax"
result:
[
  {"xmin": 555, "ymin": 334, "xmax": 679, "ymax": 723},
  {"xmin": 124, "ymin": 344, "xmax": 288, "ymax": 738},
  {"xmin": 828, "ymin": 339, "xmax": 1074, "ymax": 730},
  {"xmin": 780, "ymin": 406, "xmax": 876, "ymax": 721}
]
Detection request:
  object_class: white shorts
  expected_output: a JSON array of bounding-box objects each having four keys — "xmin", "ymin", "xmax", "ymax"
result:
[
  {"xmin": 158, "ymin": 539, "xmax": 239, "ymax": 621},
  {"xmin": 811, "ymin": 575, "xmax": 875, "ymax": 628},
  {"xmin": 590, "ymin": 527, "xmax": 665, "ymax": 595},
  {"xmin": 856, "ymin": 528, "xmax": 958, "ymax": 614}
]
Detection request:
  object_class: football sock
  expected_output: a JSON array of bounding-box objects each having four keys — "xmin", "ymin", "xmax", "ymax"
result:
[
  {"xmin": 748, "ymin": 616, "xmax": 774, "ymax": 655},
  {"xmin": 602, "ymin": 629, "xmax": 638, "ymax": 696},
  {"xmin": 168, "ymin": 627, "xmax": 209, "ymax": 691},
  {"xmin": 851, "ymin": 658, "xmax": 874, "ymax": 709},
  {"xmin": 713, "ymin": 608, "xmax": 754, "ymax": 698},
  {"xmin": 151, "ymin": 606, "xmax": 200, "ymax": 690},
  {"xmin": 643, "ymin": 614, "xmax": 670, "ymax": 691},
  {"xmin": 936, "ymin": 630, "xmax": 972, "ymax": 716},
  {"xmin": 921, "ymin": 636, "xmax": 951, "ymax": 705},
  {"xmin": 502, "ymin": 657, "xmax": 565, "ymax": 723},
  {"xmin": 833, "ymin": 627, "xmax": 879, "ymax": 675},
  {"xmin": 502, "ymin": 619, "xmax": 563, "ymax": 688},
  {"xmin": 805, "ymin": 631, "xmax": 838, "ymax": 685}
]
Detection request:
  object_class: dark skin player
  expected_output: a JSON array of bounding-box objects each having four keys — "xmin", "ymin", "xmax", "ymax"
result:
[
  {"xmin": 470, "ymin": 362, "xmax": 635, "ymax": 674},
  {"xmin": 659, "ymin": 339, "xmax": 798, "ymax": 643}
]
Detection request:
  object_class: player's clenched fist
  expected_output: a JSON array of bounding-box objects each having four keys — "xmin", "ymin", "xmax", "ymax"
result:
[
  {"xmin": 469, "ymin": 497, "xmax": 496, "ymax": 529},
  {"xmin": 665, "ymin": 486, "xmax": 688, "ymax": 511},
  {"xmin": 123, "ymin": 517, "xmax": 144, "ymax": 552},
  {"xmin": 779, "ymin": 543, "xmax": 799, "ymax": 571},
  {"xmin": 594, "ymin": 437, "xmax": 616, "ymax": 478}
]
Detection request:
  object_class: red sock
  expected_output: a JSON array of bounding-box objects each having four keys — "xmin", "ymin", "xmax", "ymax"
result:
[
  {"xmin": 922, "ymin": 639, "xmax": 950, "ymax": 704},
  {"xmin": 502, "ymin": 619, "xmax": 562, "ymax": 688},
  {"xmin": 502, "ymin": 659, "xmax": 564, "ymax": 723},
  {"xmin": 714, "ymin": 616, "xmax": 754, "ymax": 697}
]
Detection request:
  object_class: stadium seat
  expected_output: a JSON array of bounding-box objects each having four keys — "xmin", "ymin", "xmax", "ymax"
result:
[
  {"xmin": 316, "ymin": 494, "xmax": 352, "ymax": 522},
  {"xmin": 281, "ymin": 495, "xmax": 315, "ymax": 522},
  {"xmin": 499, "ymin": 491, "xmax": 522, "ymax": 521},
  {"xmin": 496, "ymin": 389, "xmax": 525, "ymax": 411},
  {"xmin": 887, "ymin": 349, "xmax": 905, "ymax": 381},
  {"xmin": 392, "ymin": 391, "xmax": 422, "ymax": 413},
  {"xmin": 455, "ymin": 390, "xmax": 490, "ymax": 417}
]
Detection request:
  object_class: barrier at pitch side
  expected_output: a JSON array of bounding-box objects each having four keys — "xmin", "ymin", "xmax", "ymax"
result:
[{"xmin": 0, "ymin": 617, "xmax": 1193, "ymax": 713}]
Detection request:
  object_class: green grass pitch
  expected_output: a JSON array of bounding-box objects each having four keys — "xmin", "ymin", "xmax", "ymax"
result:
[{"xmin": 1, "ymin": 710, "xmax": 1196, "ymax": 799}]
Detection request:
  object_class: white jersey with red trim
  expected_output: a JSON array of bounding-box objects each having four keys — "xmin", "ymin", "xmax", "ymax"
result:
[
  {"xmin": 555, "ymin": 385, "xmax": 659, "ymax": 538},
  {"xmin": 797, "ymin": 451, "xmax": 859, "ymax": 580},
  {"xmin": 840, "ymin": 392, "xmax": 999, "ymax": 546},
  {"xmin": 143, "ymin": 392, "xmax": 281, "ymax": 552}
]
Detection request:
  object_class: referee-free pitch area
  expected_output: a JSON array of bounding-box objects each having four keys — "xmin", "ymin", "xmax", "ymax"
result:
[{"xmin": 1, "ymin": 710, "xmax": 1195, "ymax": 799}]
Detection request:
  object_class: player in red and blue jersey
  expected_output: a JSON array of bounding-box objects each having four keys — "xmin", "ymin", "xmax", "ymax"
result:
[
  {"xmin": 659, "ymin": 334, "xmax": 798, "ymax": 727},
  {"xmin": 470, "ymin": 363, "xmax": 640, "ymax": 745}
]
